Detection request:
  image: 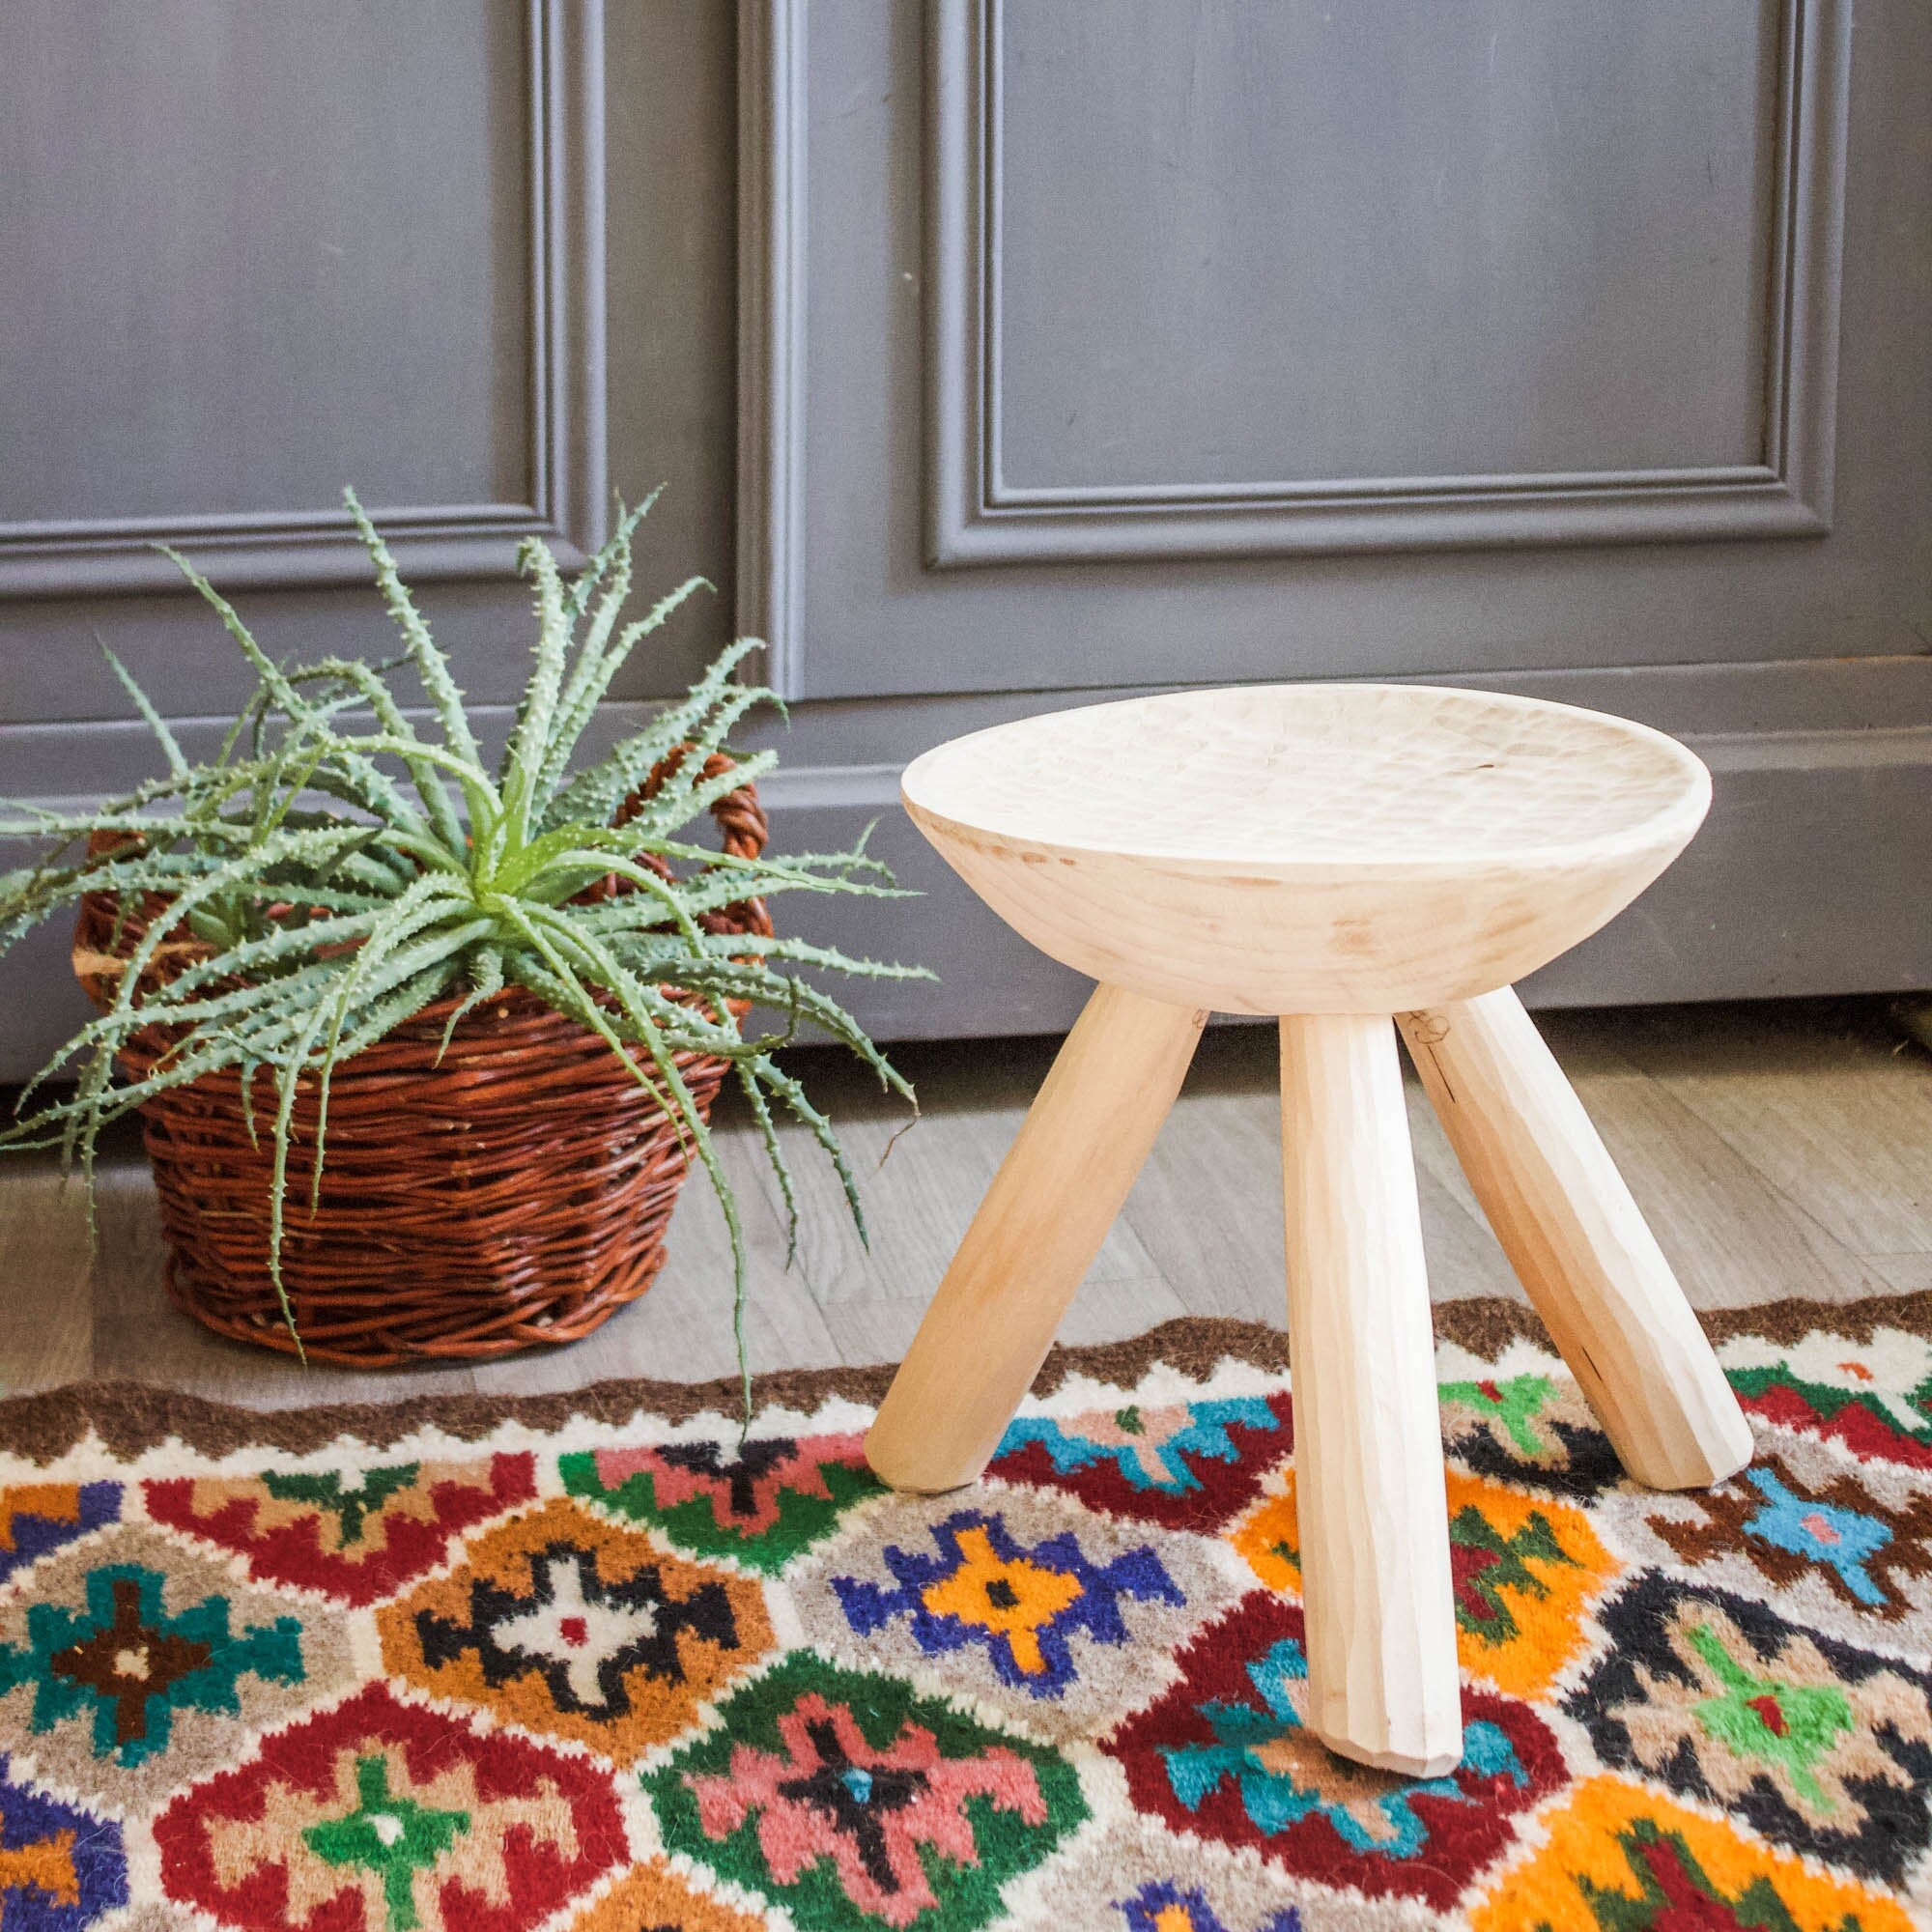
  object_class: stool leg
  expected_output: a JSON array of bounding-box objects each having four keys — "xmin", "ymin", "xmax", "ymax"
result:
[
  {"xmin": 1279, "ymin": 1013, "xmax": 1463, "ymax": 1777},
  {"xmin": 1398, "ymin": 988, "xmax": 1751, "ymax": 1492},
  {"xmin": 866, "ymin": 983, "xmax": 1207, "ymax": 1494}
]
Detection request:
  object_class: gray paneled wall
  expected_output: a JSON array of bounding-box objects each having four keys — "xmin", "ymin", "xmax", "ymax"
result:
[
  {"xmin": 992, "ymin": 7, "xmax": 1778, "ymax": 488},
  {"xmin": 2, "ymin": 1, "xmax": 1928, "ymax": 1079},
  {"xmin": 3, "ymin": 6, "xmax": 533, "ymax": 524},
  {"xmin": 733, "ymin": 0, "xmax": 1928, "ymax": 1029},
  {"xmin": 0, "ymin": 0, "xmax": 737, "ymax": 709},
  {"xmin": 0, "ymin": 0, "xmax": 605, "ymax": 596},
  {"xmin": 933, "ymin": 0, "xmax": 1825, "ymax": 562}
]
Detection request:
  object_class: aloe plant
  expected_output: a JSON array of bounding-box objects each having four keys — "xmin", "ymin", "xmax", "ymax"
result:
[{"xmin": 0, "ymin": 488, "xmax": 925, "ymax": 1408}]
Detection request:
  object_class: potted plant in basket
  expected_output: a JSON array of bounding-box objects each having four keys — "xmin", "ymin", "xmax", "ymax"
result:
[{"xmin": 0, "ymin": 489, "xmax": 924, "ymax": 1408}]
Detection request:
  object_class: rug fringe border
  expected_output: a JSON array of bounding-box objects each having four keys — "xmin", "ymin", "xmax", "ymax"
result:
[{"xmin": 2, "ymin": 1289, "xmax": 1928, "ymax": 1463}]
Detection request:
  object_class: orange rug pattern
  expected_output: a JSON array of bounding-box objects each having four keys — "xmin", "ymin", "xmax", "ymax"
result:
[{"xmin": 0, "ymin": 1293, "xmax": 1927, "ymax": 1928}]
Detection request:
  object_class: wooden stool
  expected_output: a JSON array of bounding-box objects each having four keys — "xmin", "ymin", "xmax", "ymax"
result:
[{"xmin": 865, "ymin": 683, "xmax": 1752, "ymax": 1778}]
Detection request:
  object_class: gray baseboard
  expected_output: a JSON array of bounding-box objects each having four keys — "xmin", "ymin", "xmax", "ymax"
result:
[{"xmin": 4, "ymin": 655, "xmax": 1928, "ymax": 1079}]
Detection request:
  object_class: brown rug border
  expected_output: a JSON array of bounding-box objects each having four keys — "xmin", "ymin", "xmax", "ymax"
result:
[{"xmin": 1, "ymin": 1289, "xmax": 1927, "ymax": 1464}]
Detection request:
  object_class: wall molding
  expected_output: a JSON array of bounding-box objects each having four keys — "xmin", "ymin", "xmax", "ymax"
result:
[
  {"xmin": 925, "ymin": 0, "xmax": 1851, "ymax": 567},
  {"xmin": 5, "ymin": 659, "xmax": 1929, "ymax": 1064},
  {"xmin": 736, "ymin": 0, "xmax": 809, "ymax": 697},
  {"xmin": 4, "ymin": 653, "xmax": 1926, "ymax": 1064},
  {"xmin": 8, "ymin": 652, "xmax": 1927, "ymax": 800},
  {"xmin": 0, "ymin": 0, "xmax": 608, "ymax": 600}
]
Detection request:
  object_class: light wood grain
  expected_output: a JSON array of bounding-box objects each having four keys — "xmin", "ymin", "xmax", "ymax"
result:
[
  {"xmin": 1400, "ymin": 989, "xmax": 1753, "ymax": 1490},
  {"xmin": 0, "ymin": 1166, "xmax": 91, "ymax": 1390},
  {"xmin": 865, "ymin": 984, "xmax": 1206, "ymax": 1492},
  {"xmin": 1529, "ymin": 1017, "xmax": 1886, "ymax": 1312},
  {"xmin": 1279, "ymin": 1013, "xmax": 1463, "ymax": 1776},
  {"xmin": 1605, "ymin": 1003, "xmax": 1932, "ymax": 1263},
  {"xmin": 902, "ymin": 684, "xmax": 1711, "ymax": 1013}
]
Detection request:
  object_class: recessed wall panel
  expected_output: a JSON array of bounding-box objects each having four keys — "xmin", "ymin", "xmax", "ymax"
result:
[
  {"xmin": 0, "ymin": 0, "xmax": 529, "ymax": 523},
  {"xmin": 995, "ymin": 1, "xmax": 1779, "ymax": 492}
]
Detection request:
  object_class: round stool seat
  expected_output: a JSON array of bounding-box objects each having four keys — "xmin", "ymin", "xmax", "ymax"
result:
[{"xmin": 900, "ymin": 683, "xmax": 1709, "ymax": 1013}]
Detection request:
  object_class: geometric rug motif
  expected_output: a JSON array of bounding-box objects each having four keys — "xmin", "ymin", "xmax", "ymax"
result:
[
  {"xmin": 1104, "ymin": 1591, "xmax": 1569, "ymax": 1913},
  {"xmin": 143, "ymin": 1452, "xmax": 538, "ymax": 1606},
  {"xmin": 1600, "ymin": 1427, "xmax": 1932, "ymax": 1649},
  {"xmin": 1564, "ymin": 1569, "xmax": 1932, "ymax": 1885},
  {"xmin": 985, "ymin": 1392, "xmax": 1291, "ymax": 1534},
  {"xmin": 152, "ymin": 1682, "xmax": 628, "ymax": 1931},
  {"xmin": 0, "ymin": 1483, "xmax": 120, "ymax": 1588},
  {"xmin": 0, "ymin": 1521, "xmax": 356, "ymax": 1821},
  {"xmin": 377, "ymin": 1495, "xmax": 774, "ymax": 1765},
  {"xmin": 0, "ymin": 1750, "xmax": 128, "ymax": 1925},
  {"xmin": 1661, "ymin": 1456, "xmax": 1932, "ymax": 1616},
  {"xmin": 1468, "ymin": 1773, "xmax": 1921, "ymax": 1932},
  {"xmin": 1, "ymin": 1291, "xmax": 1930, "ymax": 1927},
  {"xmin": 563, "ymin": 1857, "xmax": 767, "ymax": 1930},
  {"xmin": 641, "ymin": 1648, "xmax": 1086, "ymax": 1931},
  {"xmin": 1436, "ymin": 1372, "xmax": 1627, "ymax": 1504},
  {"xmin": 1720, "ymin": 1325, "xmax": 1932, "ymax": 1474},
  {"xmin": 560, "ymin": 1430, "xmax": 883, "ymax": 1576},
  {"xmin": 789, "ymin": 1486, "xmax": 1238, "ymax": 1744},
  {"xmin": 1004, "ymin": 1814, "xmax": 1426, "ymax": 1932},
  {"xmin": 1229, "ymin": 1466, "xmax": 1623, "ymax": 1699}
]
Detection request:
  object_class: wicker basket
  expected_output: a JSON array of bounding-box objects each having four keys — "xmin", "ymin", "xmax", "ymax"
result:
[{"xmin": 71, "ymin": 755, "xmax": 771, "ymax": 1364}]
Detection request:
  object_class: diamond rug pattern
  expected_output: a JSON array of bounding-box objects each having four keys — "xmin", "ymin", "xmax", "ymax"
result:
[{"xmin": 0, "ymin": 1293, "xmax": 1929, "ymax": 1929}]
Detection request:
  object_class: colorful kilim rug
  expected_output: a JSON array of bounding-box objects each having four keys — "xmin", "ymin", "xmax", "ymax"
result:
[{"xmin": 0, "ymin": 1292, "xmax": 1929, "ymax": 1930}]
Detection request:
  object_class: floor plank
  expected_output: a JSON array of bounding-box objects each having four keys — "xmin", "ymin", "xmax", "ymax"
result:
[
  {"xmin": 0, "ymin": 997, "xmax": 1925, "ymax": 1404},
  {"xmin": 1866, "ymin": 1253, "xmax": 1932, "ymax": 1293},
  {"xmin": 1606, "ymin": 1001, "xmax": 1932, "ymax": 1261},
  {"xmin": 738, "ymin": 1035, "xmax": 1171, "ymax": 1319},
  {"xmin": 818, "ymin": 1273, "xmax": 1192, "ymax": 1370},
  {"xmin": 0, "ymin": 1165, "xmax": 90, "ymax": 1390},
  {"xmin": 1537, "ymin": 1011, "xmax": 1891, "ymax": 1310}
]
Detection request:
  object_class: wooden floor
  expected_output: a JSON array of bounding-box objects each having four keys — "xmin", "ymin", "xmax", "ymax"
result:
[{"xmin": 1, "ymin": 997, "xmax": 1928, "ymax": 1408}]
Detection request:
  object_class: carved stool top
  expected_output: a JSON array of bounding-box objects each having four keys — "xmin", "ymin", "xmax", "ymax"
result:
[{"xmin": 900, "ymin": 684, "xmax": 1709, "ymax": 1011}]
